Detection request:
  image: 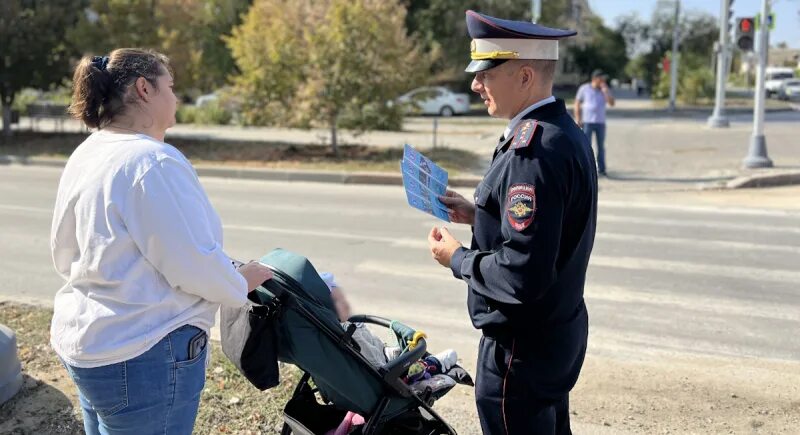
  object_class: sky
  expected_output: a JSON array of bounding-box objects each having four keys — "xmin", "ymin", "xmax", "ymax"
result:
[{"xmin": 588, "ymin": 0, "xmax": 800, "ymax": 48}]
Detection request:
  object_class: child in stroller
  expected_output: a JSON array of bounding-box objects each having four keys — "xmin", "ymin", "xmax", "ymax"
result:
[{"xmin": 320, "ymin": 272, "xmax": 460, "ymax": 391}]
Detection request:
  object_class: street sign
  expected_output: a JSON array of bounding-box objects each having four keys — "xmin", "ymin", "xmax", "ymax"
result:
[{"xmin": 755, "ymin": 13, "xmax": 775, "ymax": 30}]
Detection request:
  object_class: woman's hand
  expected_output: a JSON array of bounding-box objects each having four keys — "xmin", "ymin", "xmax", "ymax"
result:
[
  {"xmin": 238, "ymin": 261, "xmax": 273, "ymax": 292},
  {"xmin": 439, "ymin": 190, "xmax": 476, "ymax": 226}
]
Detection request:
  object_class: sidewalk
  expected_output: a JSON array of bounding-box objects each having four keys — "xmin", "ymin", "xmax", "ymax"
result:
[{"xmin": 7, "ymin": 105, "xmax": 800, "ymax": 192}]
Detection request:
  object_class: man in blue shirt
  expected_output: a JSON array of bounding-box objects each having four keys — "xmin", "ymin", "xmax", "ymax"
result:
[{"xmin": 574, "ymin": 69, "xmax": 615, "ymax": 176}]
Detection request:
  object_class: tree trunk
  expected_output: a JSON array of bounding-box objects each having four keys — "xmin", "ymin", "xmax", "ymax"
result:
[
  {"xmin": 2, "ymin": 104, "xmax": 11, "ymax": 138},
  {"xmin": 330, "ymin": 115, "xmax": 339, "ymax": 157}
]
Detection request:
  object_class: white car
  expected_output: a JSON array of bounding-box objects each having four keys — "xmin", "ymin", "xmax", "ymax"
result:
[
  {"xmin": 396, "ymin": 87, "xmax": 471, "ymax": 116},
  {"xmin": 778, "ymin": 79, "xmax": 800, "ymax": 100},
  {"xmin": 765, "ymin": 67, "xmax": 795, "ymax": 98},
  {"xmin": 195, "ymin": 92, "xmax": 219, "ymax": 107}
]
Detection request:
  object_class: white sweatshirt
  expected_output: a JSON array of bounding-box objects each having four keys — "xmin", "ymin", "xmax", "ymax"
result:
[{"xmin": 50, "ymin": 131, "xmax": 248, "ymax": 368}]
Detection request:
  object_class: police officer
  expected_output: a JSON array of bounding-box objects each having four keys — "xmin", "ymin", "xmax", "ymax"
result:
[{"xmin": 427, "ymin": 10, "xmax": 598, "ymax": 435}]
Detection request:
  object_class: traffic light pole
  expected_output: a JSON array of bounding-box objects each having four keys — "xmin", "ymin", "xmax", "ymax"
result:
[
  {"xmin": 743, "ymin": 0, "xmax": 774, "ymax": 168},
  {"xmin": 668, "ymin": 0, "xmax": 681, "ymax": 112},
  {"xmin": 708, "ymin": 0, "xmax": 730, "ymax": 128},
  {"xmin": 530, "ymin": 0, "xmax": 541, "ymax": 23}
]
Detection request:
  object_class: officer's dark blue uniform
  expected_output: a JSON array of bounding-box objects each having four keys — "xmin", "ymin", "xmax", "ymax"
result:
[{"xmin": 449, "ymin": 11, "xmax": 598, "ymax": 435}]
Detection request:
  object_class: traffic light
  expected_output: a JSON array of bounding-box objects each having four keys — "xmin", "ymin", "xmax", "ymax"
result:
[{"xmin": 735, "ymin": 17, "xmax": 755, "ymax": 51}]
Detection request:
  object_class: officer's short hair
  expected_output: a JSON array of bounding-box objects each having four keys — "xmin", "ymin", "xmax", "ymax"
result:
[{"xmin": 507, "ymin": 59, "xmax": 556, "ymax": 82}]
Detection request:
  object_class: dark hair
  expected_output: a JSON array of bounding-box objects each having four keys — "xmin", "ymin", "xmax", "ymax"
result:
[{"xmin": 68, "ymin": 48, "xmax": 172, "ymax": 129}]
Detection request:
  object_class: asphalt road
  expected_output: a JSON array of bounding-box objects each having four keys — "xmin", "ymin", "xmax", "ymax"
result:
[{"xmin": 1, "ymin": 165, "xmax": 799, "ymax": 370}]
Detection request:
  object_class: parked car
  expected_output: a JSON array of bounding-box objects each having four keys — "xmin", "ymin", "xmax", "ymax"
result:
[
  {"xmin": 195, "ymin": 92, "xmax": 219, "ymax": 107},
  {"xmin": 764, "ymin": 67, "xmax": 796, "ymax": 98},
  {"xmin": 396, "ymin": 87, "xmax": 470, "ymax": 116},
  {"xmin": 778, "ymin": 79, "xmax": 800, "ymax": 100}
]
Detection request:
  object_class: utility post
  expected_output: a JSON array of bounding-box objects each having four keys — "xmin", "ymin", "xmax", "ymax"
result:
[
  {"xmin": 708, "ymin": 0, "xmax": 733, "ymax": 128},
  {"xmin": 668, "ymin": 0, "xmax": 681, "ymax": 112},
  {"xmin": 742, "ymin": 0, "xmax": 774, "ymax": 168}
]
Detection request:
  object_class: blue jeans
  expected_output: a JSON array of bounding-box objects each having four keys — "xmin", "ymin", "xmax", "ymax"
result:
[
  {"xmin": 583, "ymin": 122, "xmax": 606, "ymax": 173},
  {"xmin": 61, "ymin": 325, "xmax": 208, "ymax": 435}
]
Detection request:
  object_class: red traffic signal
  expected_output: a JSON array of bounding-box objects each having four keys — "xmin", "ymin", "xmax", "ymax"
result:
[
  {"xmin": 739, "ymin": 18, "xmax": 753, "ymax": 33},
  {"xmin": 735, "ymin": 17, "xmax": 755, "ymax": 52}
]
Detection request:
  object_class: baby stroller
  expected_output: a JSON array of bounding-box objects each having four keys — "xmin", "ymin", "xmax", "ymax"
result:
[{"xmin": 220, "ymin": 249, "xmax": 473, "ymax": 435}]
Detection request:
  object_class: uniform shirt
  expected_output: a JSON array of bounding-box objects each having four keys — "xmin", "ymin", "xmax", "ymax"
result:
[
  {"xmin": 576, "ymin": 83, "xmax": 608, "ymax": 124},
  {"xmin": 449, "ymin": 99, "xmax": 597, "ymax": 395},
  {"xmin": 50, "ymin": 131, "xmax": 248, "ymax": 368}
]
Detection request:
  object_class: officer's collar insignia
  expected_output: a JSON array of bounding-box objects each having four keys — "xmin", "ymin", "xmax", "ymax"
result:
[
  {"xmin": 510, "ymin": 120, "xmax": 537, "ymax": 150},
  {"xmin": 506, "ymin": 183, "xmax": 536, "ymax": 231}
]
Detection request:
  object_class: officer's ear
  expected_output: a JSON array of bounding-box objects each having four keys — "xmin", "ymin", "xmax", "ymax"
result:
[{"xmin": 519, "ymin": 62, "xmax": 536, "ymax": 90}]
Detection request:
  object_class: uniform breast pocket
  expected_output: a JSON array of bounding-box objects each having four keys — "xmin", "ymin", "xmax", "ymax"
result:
[{"xmin": 473, "ymin": 182, "xmax": 493, "ymax": 209}]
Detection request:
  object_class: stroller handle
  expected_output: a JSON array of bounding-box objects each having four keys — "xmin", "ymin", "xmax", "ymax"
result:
[{"xmin": 347, "ymin": 315, "xmax": 392, "ymax": 328}]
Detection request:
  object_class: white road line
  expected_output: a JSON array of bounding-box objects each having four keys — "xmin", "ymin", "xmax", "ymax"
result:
[
  {"xmin": 596, "ymin": 232, "xmax": 800, "ymax": 255},
  {"xmin": 585, "ymin": 284, "xmax": 799, "ymax": 322},
  {"xmin": 0, "ymin": 204, "xmax": 52, "ymax": 214},
  {"xmin": 356, "ymin": 255, "xmax": 800, "ymax": 286},
  {"xmin": 599, "ymin": 200, "xmax": 800, "ymax": 218},
  {"xmin": 600, "ymin": 214, "xmax": 800, "ymax": 235},
  {"xmin": 590, "ymin": 256, "xmax": 800, "ymax": 285},
  {"xmin": 2, "ymin": 205, "xmax": 797, "ymax": 255}
]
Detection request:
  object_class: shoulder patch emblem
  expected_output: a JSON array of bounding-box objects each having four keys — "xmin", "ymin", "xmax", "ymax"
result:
[
  {"xmin": 510, "ymin": 120, "xmax": 538, "ymax": 150},
  {"xmin": 505, "ymin": 183, "xmax": 536, "ymax": 231}
]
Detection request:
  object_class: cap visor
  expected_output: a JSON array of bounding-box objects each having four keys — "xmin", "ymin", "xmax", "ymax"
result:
[{"xmin": 465, "ymin": 59, "xmax": 508, "ymax": 73}]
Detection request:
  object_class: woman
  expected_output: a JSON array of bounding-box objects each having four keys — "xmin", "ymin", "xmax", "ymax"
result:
[{"xmin": 51, "ymin": 48, "xmax": 271, "ymax": 434}]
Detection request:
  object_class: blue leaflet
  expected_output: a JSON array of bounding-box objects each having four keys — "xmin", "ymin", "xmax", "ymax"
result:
[{"xmin": 403, "ymin": 144, "xmax": 448, "ymax": 188}]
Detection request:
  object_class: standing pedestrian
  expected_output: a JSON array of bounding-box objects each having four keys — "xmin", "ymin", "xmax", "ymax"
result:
[
  {"xmin": 574, "ymin": 69, "xmax": 615, "ymax": 176},
  {"xmin": 52, "ymin": 48, "xmax": 272, "ymax": 435}
]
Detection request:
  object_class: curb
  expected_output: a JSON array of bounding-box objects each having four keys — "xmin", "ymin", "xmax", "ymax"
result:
[
  {"xmin": 726, "ymin": 171, "xmax": 800, "ymax": 189},
  {"xmin": 0, "ymin": 155, "xmax": 483, "ymax": 188}
]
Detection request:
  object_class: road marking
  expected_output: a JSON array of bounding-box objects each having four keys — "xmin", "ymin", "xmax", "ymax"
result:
[
  {"xmin": 585, "ymin": 284, "xmax": 799, "ymax": 322},
  {"xmin": 0, "ymin": 204, "xmax": 52, "ymax": 214},
  {"xmin": 600, "ymin": 214, "xmax": 800, "ymax": 235},
  {"xmin": 356, "ymin": 255, "xmax": 800, "ymax": 286},
  {"xmin": 2, "ymin": 205, "xmax": 797, "ymax": 256},
  {"xmin": 591, "ymin": 256, "xmax": 800, "ymax": 285},
  {"xmin": 600, "ymin": 200, "xmax": 800, "ymax": 218},
  {"xmin": 355, "ymin": 261, "xmax": 452, "ymax": 282},
  {"xmin": 596, "ymin": 232, "xmax": 800, "ymax": 255}
]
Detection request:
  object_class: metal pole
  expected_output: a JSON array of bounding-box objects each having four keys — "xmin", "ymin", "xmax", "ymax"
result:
[
  {"xmin": 531, "ymin": 0, "xmax": 541, "ymax": 23},
  {"xmin": 432, "ymin": 117, "xmax": 438, "ymax": 149},
  {"xmin": 708, "ymin": 0, "xmax": 730, "ymax": 127},
  {"xmin": 743, "ymin": 0, "xmax": 773, "ymax": 168},
  {"xmin": 668, "ymin": 0, "xmax": 681, "ymax": 112}
]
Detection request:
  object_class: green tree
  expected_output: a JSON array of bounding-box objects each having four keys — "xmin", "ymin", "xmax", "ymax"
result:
[
  {"xmin": 0, "ymin": 0, "xmax": 86, "ymax": 137},
  {"xmin": 617, "ymin": 6, "xmax": 718, "ymax": 96},
  {"xmin": 69, "ymin": 0, "xmax": 250, "ymax": 96},
  {"xmin": 652, "ymin": 52, "xmax": 715, "ymax": 104},
  {"xmin": 404, "ymin": 0, "xmax": 570, "ymax": 90},
  {"xmin": 227, "ymin": 0, "xmax": 423, "ymax": 155},
  {"xmin": 568, "ymin": 17, "xmax": 628, "ymax": 81}
]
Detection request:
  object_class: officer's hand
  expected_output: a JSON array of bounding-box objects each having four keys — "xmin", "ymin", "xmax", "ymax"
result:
[
  {"xmin": 439, "ymin": 190, "xmax": 476, "ymax": 226},
  {"xmin": 428, "ymin": 226, "xmax": 462, "ymax": 268},
  {"xmin": 238, "ymin": 261, "xmax": 273, "ymax": 293}
]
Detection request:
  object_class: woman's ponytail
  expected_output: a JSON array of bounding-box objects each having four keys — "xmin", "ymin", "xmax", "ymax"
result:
[{"xmin": 68, "ymin": 56, "xmax": 114, "ymax": 129}]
